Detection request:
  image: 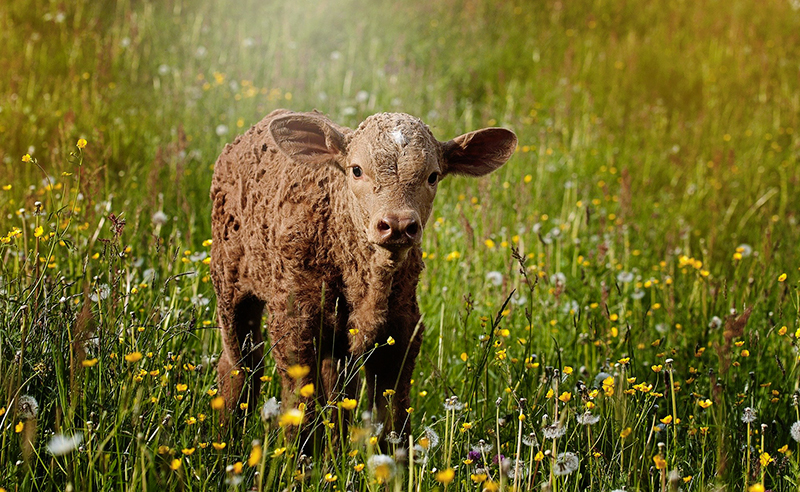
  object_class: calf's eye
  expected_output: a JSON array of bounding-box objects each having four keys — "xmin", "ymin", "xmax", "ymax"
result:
[
  {"xmin": 352, "ymin": 166, "xmax": 363, "ymax": 178},
  {"xmin": 427, "ymin": 172, "xmax": 439, "ymax": 185}
]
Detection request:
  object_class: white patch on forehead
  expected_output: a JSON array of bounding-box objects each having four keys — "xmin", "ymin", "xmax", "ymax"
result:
[{"xmin": 390, "ymin": 128, "xmax": 407, "ymax": 146}]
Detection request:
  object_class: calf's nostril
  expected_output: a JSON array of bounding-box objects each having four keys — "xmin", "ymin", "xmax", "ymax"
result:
[
  {"xmin": 377, "ymin": 220, "xmax": 392, "ymax": 232},
  {"xmin": 405, "ymin": 222, "xmax": 419, "ymax": 237}
]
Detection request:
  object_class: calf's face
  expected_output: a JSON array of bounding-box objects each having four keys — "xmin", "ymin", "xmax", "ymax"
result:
[{"xmin": 270, "ymin": 112, "xmax": 517, "ymax": 254}]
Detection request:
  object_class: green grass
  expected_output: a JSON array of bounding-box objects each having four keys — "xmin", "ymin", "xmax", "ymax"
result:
[{"xmin": 2, "ymin": 0, "xmax": 800, "ymax": 490}]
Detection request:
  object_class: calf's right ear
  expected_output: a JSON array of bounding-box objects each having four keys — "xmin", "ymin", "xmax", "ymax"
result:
[
  {"xmin": 269, "ymin": 114, "xmax": 346, "ymax": 166},
  {"xmin": 441, "ymin": 127, "xmax": 517, "ymax": 177}
]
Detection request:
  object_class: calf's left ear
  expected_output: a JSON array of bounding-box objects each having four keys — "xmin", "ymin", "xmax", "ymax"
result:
[
  {"xmin": 269, "ymin": 113, "xmax": 347, "ymax": 166},
  {"xmin": 441, "ymin": 128, "xmax": 517, "ymax": 177}
]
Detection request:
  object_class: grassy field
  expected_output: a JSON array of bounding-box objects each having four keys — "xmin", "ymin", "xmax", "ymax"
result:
[{"xmin": 2, "ymin": 0, "xmax": 800, "ymax": 490}]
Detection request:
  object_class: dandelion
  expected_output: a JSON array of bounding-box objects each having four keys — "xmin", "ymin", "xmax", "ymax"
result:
[
  {"xmin": 367, "ymin": 454, "xmax": 396, "ymax": 483},
  {"xmin": 17, "ymin": 395, "xmax": 39, "ymax": 420},
  {"xmin": 45, "ymin": 433, "xmax": 83, "ymax": 456},
  {"xmin": 542, "ymin": 422, "xmax": 566, "ymax": 439},
  {"xmin": 261, "ymin": 397, "xmax": 280, "ymax": 420},
  {"xmin": 486, "ymin": 271, "xmax": 503, "ymax": 286},
  {"xmin": 522, "ymin": 432, "xmax": 538, "ymax": 447},
  {"xmin": 552, "ymin": 452, "xmax": 579, "ymax": 476},
  {"xmin": 617, "ymin": 271, "xmax": 634, "ymax": 283},
  {"xmin": 741, "ymin": 407, "xmax": 757, "ymax": 423},
  {"xmin": 279, "ymin": 408, "xmax": 304, "ymax": 427},
  {"xmin": 576, "ymin": 411, "xmax": 600, "ymax": 426},
  {"xmin": 443, "ymin": 396, "xmax": 464, "ymax": 411},
  {"xmin": 708, "ymin": 316, "xmax": 722, "ymax": 329},
  {"xmin": 791, "ymin": 421, "xmax": 800, "ymax": 442},
  {"xmin": 151, "ymin": 210, "xmax": 169, "ymax": 226}
]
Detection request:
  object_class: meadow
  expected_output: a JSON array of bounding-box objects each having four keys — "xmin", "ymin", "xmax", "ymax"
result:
[{"xmin": 1, "ymin": 0, "xmax": 800, "ymax": 490}]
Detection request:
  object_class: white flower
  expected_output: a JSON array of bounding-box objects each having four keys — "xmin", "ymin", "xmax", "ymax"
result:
[
  {"xmin": 386, "ymin": 431, "xmax": 402, "ymax": 444},
  {"xmin": 550, "ymin": 272, "xmax": 566, "ymax": 287},
  {"xmin": 423, "ymin": 426, "xmax": 440, "ymax": 448},
  {"xmin": 151, "ymin": 210, "xmax": 168, "ymax": 226},
  {"xmin": 215, "ymin": 124, "xmax": 229, "ymax": 136},
  {"xmin": 47, "ymin": 433, "xmax": 83, "ymax": 456},
  {"xmin": 737, "ymin": 243, "xmax": 753, "ymax": 257},
  {"xmin": 791, "ymin": 421, "xmax": 800, "ymax": 442},
  {"xmin": 485, "ymin": 271, "xmax": 503, "ymax": 286},
  {"xmin": 741, "ymin": 407, "xmax": 757, "ymax": 424},
  {"xmin": 552, "ymin": 451, "xmax": 579, "ymax": 476},
  {"xmin": 542, "ymin": 422, "xmax": 566, "ymax": 439},
  {"xmin": 576, "ymin": 411, "xmax": 600, "ymax": 426},
  {"xmin": 708, "ymin": 316, "xmax": 722, "ymax": 329},
  {"xmin": 522, "ymin": 432, "xmax": 538, "ymax": 447},
  {"xmin": 443, "ymin": 396, "xmax": 464, "ymax": 412},
  {"xmin": 367, "ymin": 454, "xmax": 396, "ymax": 480},
  {"xmin": 616, "ymin": 271, "xmax": 634, "ymax": 283},
  {"xmin": 261, "ymin": 397, "xmax": 280, "ymax": 421},
  {"xmin": 17, "ymin": 395, "xmax": 39, "ymax": 420}
]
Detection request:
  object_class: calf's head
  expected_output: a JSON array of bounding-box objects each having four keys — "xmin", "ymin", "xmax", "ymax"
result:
[{"xmin": 270, "ymin": 112, "xmax": 517, "ymax": 254}]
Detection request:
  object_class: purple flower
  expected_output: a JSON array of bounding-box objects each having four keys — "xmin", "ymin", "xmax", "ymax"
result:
[
  {"xmin": 492, "ymin": 454, "xmax": 506, "ymax": 465},
  {"xmin": 467, "ymin": 451, "xmax": 482, "ymax": 463}
]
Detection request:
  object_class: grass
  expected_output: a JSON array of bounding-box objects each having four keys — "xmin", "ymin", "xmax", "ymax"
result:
[{"xmin": 1, "ymin": 0, "xmax": 800, "ymax": 490}]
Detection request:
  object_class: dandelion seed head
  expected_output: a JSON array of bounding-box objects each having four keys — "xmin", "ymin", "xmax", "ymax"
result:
[
  {"xmin": 552, "ymin": 451, "xmax": 579, "ymax": 476},
  {"xmin": 741, "ymin": 407, "xmax": 757, "ymax": 424},
  {"xmin": 17, "ymin": 395, "xmax": 39, "ymax": 420},
  {"xmin": 47, "ymin": 433, "xmax": 83, "ymax": 456},
  {"xmin": 261, "ymin": 397, "xmax": 280, "ymax": 421},
  {"xmin": 790, "ymin": 421, "xmax": 800, "ymax": 442},
  {"xmin": 542, "ymin": 422, "xmax": 566, "ymax": 439},
  {"xmin": 576, "ymin": 411, "xmax": 600, "ymax": 426}
]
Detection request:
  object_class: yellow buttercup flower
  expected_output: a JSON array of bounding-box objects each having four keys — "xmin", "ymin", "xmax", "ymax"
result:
[
  {"xmin": 435, "ymin": 468, "xmax": 455, "ymax": 485},
  {"xmin": 77, "ymin": 138, "xmax": 87, "ymax": 149},
  {"xmin": 22, "ymin": 154, "xmax": 31, "ymax": 163}
]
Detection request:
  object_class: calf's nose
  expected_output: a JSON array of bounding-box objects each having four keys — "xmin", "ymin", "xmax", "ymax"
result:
[{"xmin": 376, "ymin": 213, "xmax": 422, "ymax": 245}]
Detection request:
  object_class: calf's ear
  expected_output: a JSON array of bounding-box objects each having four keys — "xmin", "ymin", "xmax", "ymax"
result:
[
  {"xmin": 269, "ymin": 114, "xmax": 346, "ymax": 165},
  {"xmin": 441, "ymin": 128, "xmax": 517, "ymax": 177}
]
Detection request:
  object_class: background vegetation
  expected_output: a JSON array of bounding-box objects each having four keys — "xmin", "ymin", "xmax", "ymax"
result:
[{"xmin": 1, "ymin": 0, "xmax": 800, "ymax": 490}]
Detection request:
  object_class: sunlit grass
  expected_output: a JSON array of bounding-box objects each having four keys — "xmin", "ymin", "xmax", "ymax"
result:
[{"xmin": 2, "ymin": 0, "xmax": 800, "ymax": 490}]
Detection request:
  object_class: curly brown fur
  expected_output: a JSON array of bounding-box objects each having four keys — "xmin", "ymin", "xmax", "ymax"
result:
[{"xmin": 210, "ymin": 109, "xmax": 516, "ymax": 448}]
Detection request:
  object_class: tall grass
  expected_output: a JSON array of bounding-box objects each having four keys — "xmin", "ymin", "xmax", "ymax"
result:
[{"xmin": 1, "ymin": 0, "xmax": 800, "ymax": 490}]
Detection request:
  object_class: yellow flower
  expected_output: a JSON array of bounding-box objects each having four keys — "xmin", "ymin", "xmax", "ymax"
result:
[
  {"xmin": 210, "ymin": 396, "xmax": 225, "ymax": 411},
  {"xmin": 435, "ymin": 468, "xmax": 455, "ymax": 484},
  {"xmin": 545, "ymin": 388, "xmax": 554, "ymax": 399},
  {"xmin": 653, "ymin": 454, "xmax": 666, "ymax": 470},
  {"xmin": 698, "ymin": 399, "xmax": 713, "ymax": 409},
  {"xmin": 170, "ymin": 458, "xmax": 181, "ymax": 470},
  {"xmin": 760, "ymin": 452, "xmax": 773, "ymax": 467},
  {"xmin": 82, "ymin": 358, "xmax": 98, "ymax": 367},
  {"xmin": 176, "ymin": 383, "xmax": 188, "ymax": 392},
  {"xmin": 231, "ymin": 462, "xmax": 243, "ymax": 473},
  {"xmin": 620, "ymin": 427, "xmax": 632, "ymax": 439},
  {"xmin": 272, "ymin": 447, "xmax": 286, "ymax": 458},
  {"xmin": 660, "ymin": 415, "xmax": 673, "ymax": 425},
  {"xmin": 124, "ymin": 352, "xmax": 143, "ymax": 363},
  {"xmin": 651, "ymin": 364, "xmax": 663, "ymax": 372},
  {"xmin": 181, "ymin": 447, "xmax": 195, "ymax": 456},
  {"xmin": 212, "ymin": 442, "xmax": 226, "ymax": 450},
  {"xmin": 484, "ymin": 239, "xmax": 496, "ymax": 249},
  {"xmin": 558, "ymin": 391, "xmax": 572, "ymax": 403},
  {"xmin": 748, "ymin": 484, "xmax": 765, "ymax": 492},
  {"xmin": 279, "ymin": 408, "xmax": 304, "ymax": 427},
  {"xmin": 34, "ymin": 226, "xmax": 43, "ymax": 238},
  {"xmin": 239, "ymin": 402, "xmax": 248, "ymax": 410},
  {"xmin": 286, "ymin": 364, "xmax": 310, "ymax": 379},
  {"xmin": 339, "ymin": 398, "xmax": 357, "ymax": 410},
  {"xmin": 354, "ymin": 463, "xmax": 365, "ymax": 472},
  {"xmin": 15, "ymin": 421, "xmax": 24, "ymax": 433},
  {"xmin": 534, "ymin": 451, "xmax": 544, "ymax": 461},
  {"xmin": 324, "ymin": 473, "xmax": 337, "ymax": 483},
  {"xmin": 247, "ymin": 443, "xmax": 262, "ymax": 466},
  {"xmin": 778, "ymin": 273, "xmax": 787, "ymax": 282},
  {"xmin": 563, "ymin": 366, "xmax": 573, "ymax": 375},
  {"xmin": 77, "ymin": 138, "xmax": 87, "ymax": 149},
  {"xmin": 22, "ymin": 154, "xmax": 31, "ymax": 163},
  {"xmin": 386, "ymin": 336, "xmax": 396, "ymax": 345},
  {"xmin": 741, "ymin": 349, "xmax": 750, "ymax": 357},
  {"xmin": 471, "ymin": 473, "xmax": 488, "ymax": 483}
]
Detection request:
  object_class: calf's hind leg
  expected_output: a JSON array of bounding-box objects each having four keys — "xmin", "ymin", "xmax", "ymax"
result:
[{"xmin": 217, "ymin": 293, "xmax": 266, "ymax": 412}]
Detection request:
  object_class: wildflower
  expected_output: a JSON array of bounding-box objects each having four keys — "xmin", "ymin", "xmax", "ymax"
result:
[
  {"xmin": 212, "ymin": 442, "xmax": 226, "ymax": 450},
  {"xmin": 576, "ymin": 411, "xmax": 600, "ymax": 426},
  {"xmin": 552, "ymin": 452, "xmax": 579, "ymax": 476},
  {"xmin": 22, "ymin": 154, "xmax": 31, "ymax": 163},
  {"xmin": 367, "ymin": 454, "xmax": 396, "ymax": 483},
  {"xmin": 486, "ymin": 271, "xmax": 503, "ymax": 286},
  {"xmin": 261, "ymin": 397, "xmax": 280, "ymax": 420},
  {"xmin": 77, "ymin": 138, "xmax": 87, "ymax": 149},
  {"xmin": 181, "ymin": 447, "xmax": 195, "ymax": 456},
  {"xmin": 279, "ymin": 408, "xmax": 304, "ymax": 427},
  {"xmin": 522, "ymin": 432, "xmax": 538, "ymax": 447},
  {"xmin": 46, "ymin": 433, "xmax": 83, "ymax": 456},
  {"xmin": 698, "ymin": 399, "xmax": 713, "ymax": 409},
  {"xmin": 748, "ymin": 485, "xmax": 765, "ymax": 492},
  {"xmin": 534, "ymin": 451, "xmax": 545, "ymax": 461},
  {"xmin": 542, "ymin": 422, "xmax": 566, "ymax": 439},
  {"xmin": 778, "ymin": 273, "xmax": 787, "ymax": 282},
  {"xmin": 791, "ymin": 421, "xmax": 800, "ymax": 442},
  {"xmin": 151, "ymin": 211, "xmax": 169, "ymax": 226},
  {"xmin": 386, "ymin": 336, "xmax": 395, "ymax": 345},
  {"xmin": 324, "ymin": 473, "xmax": 337, "ymax": 483},
  {"xmin": 435, "ymin": 468, "xmax": 455, "ymax": 484},
  {"xmin": 741, "ymin": 407, "xmax": 757, "ymax": 424},
  {"xmin": 471, "ymin": 472, "xmax": 488, "ymax": 482},
  {"xmin": 17, "ymin": 395, "xmax": 39, "ymax": 419},
  {"xmin": 760, "ymin": 452, "xmax": 773, "ymax": 467},
  {"xmin": 208, "ymin": 397, "xmax": 225, "ymax": 411},
  {"xmin": 423, "ymin": 426, "xmax": 440, "ymax": 448},
  {"xmin": 286, "ymin": 364, "xmax": 310, "ymax": 379},
  {"xmin": 124, "ymin": 352, "xmax": 143, "ymax": 363},
  {"xmin": 299, "ymin": 383, "xmax": 314, "ymax": 397},
  {"xmin": 176, "ymin": 383, "xmax": 188, "ymax": 392},
  {"xmin": 443, "ymin": 396, "xmax": 464, "ymax": 411},
  {"xmin": 558, "ymin": 391, "xmax": 572, "ymax": 403},
  {"xmin": 170, "ymin": 458, "xmax": 181, "ymax": 470},
  {"xmin": 653, "ymin": 454, "xmax": 666, "ymax": 470},
  {"xmin": 354, "ymin": 463, "xmax": 365, "ymax": 472},
  {"xmin": 339, "ymin": 398, "xmax": 357, "ymax": 410},
  {"xmin": 15, "ymin": 421, "xmax": 24, "ymax": 433},
  {"xmin": 620, "ymin": 427, "xmax": 632, "ymax": 438},
  {"xmin": 239, "ymin": 402, "xmax": 248, "ymax": 411}
]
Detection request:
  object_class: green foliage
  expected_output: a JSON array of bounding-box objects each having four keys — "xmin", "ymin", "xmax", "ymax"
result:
[{"xmin": 1, "ymin": 0, "xmax": 800, "ymax": 490}]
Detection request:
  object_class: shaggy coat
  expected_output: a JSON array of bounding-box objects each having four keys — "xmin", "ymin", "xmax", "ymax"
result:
[{"xmin": 210, "ymin": 109, "xmax": 516, "ymax": 444}]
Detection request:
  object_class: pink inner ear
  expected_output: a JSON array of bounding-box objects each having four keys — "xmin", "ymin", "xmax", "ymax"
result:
[{"xmin": 443, "ymin": 128, "xmax": 517, "ymax": 177}]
